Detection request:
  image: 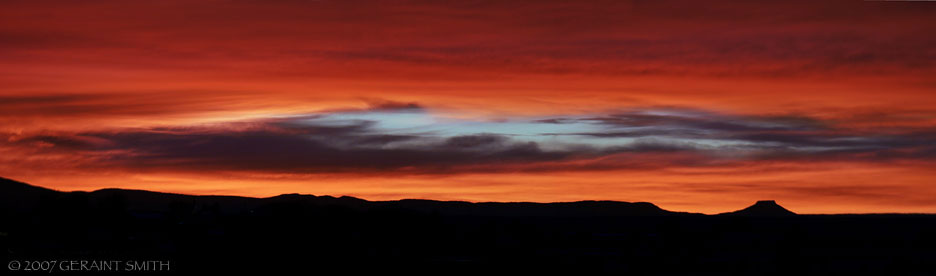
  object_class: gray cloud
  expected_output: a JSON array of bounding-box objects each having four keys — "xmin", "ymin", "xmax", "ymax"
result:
[{"xmin": 4, "ymin": 107, "xmax": 935, "ymax": 174}]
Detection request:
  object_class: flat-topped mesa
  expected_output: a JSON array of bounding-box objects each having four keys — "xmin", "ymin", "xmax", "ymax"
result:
[
  {"xmin": 755, "ymin": 200, "xmax": 779, "ymax": 206},
  {"xmin": 720, "ymin": 200, "xmax": 796, "ymax": 216}
]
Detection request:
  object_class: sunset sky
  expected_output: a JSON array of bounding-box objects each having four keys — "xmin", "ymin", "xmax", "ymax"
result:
[{"xmin": 2, "ymin": 0, "xmax": 935, "ymax": 213}]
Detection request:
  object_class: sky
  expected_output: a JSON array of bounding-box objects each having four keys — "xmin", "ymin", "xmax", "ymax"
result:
[{"xmin": 1, "ymin": 0, "xmax": 935, "ymax": 213}]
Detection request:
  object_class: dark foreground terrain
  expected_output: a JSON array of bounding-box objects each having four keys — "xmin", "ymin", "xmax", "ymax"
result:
[{"xmin": 2, "ymin": 177, "xmax": 934, "ymax": 275}]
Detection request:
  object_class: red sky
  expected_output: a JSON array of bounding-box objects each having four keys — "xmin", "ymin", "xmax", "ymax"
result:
[{"xmin": 2, "ymin": 0, "xmax": 935, "ymax": 213}]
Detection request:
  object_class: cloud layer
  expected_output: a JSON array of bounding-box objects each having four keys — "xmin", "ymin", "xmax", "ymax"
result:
[
  {"xmin": 1, "ymin": 0, "xmax": 935, "ymax": 213},
  {"xmin": 4, "ymin": 106, "xmax": 934, "ymax": 175}
]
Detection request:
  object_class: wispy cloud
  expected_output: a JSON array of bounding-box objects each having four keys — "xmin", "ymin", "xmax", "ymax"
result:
[{"xmin": 4, "ymin": 106, "xmax": 934, "ymax": 175}]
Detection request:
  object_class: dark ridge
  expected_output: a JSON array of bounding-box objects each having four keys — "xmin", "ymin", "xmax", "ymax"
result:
[
  {"xmin": 0, "ymin": 178, "xmax": 690, "ymax": 217},
  {"xmin": 720, "ymin": 200, "xmax": 797, "ymax": 216},
  {"xmin": 0, "ymin": 176, "xmax": 57, "ymax": 193},
  {"xmin": 0, "ymin": 177, "xmax": 61, "ymax": 213},
  {"xmin": 370, "ymin": 199, "xmax": 684, "ymax": 217},
  {"xmin": 3, "ymin": 177, "xmax": 936, "ymax": 274}
]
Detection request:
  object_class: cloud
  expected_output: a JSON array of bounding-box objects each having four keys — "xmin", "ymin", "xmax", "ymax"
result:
[
  {"xmin": 364, "ymin": 100, "xmax": 424, "ymax": 111},
  {"xmin": 0, "ymin": 92, "xmax": 255, "ymax": 119},
  {"xmin": 2, "ymin": 0, "xmax": 935, "ymax": 212},
  {"xmin": 2, "ymin": 0, "xmax": 934, "ymax": 85},
  {"xmin": 89, "ymin": 130, "xmax": 566, "ymax": 173},
  {"xmin": 3, "ymin": 106, "xmax": 935, "ymax": 175},
  {"xmin": 2, "ymin": 1, "xmax": 935, "ymax": 141}
]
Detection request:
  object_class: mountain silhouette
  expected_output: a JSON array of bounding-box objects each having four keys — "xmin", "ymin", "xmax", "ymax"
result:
[
  {"xmin": 0, "ymin": 177, "xmax": 689, "ymax": 217},
  {"xmin": 3, "ymin": 177, "xmax": 934, "ymax": 275},
  {"xmin": 0, "ymin": 177, "xmax": 798, "ymax": 217},
  {"xmin": 719, "ymin": 200, "xmax": 796, "ymax": 216},
  {"xmin": 0, "ymin": 176, "xmax": 60, "ymax": 213}
]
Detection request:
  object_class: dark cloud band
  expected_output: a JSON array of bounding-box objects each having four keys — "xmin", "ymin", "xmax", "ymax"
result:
[{"xmin": 4, "ymin": 106, "xmax": 935, "ymax": 175}]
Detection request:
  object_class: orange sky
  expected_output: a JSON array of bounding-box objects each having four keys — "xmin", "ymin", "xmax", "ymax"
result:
[{"xmin": 2, "ymin": 0, "xmax": 935, "ymax": 213}]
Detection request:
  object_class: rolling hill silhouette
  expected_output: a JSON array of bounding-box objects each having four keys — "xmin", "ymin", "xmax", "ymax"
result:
[
  {"xmin": 0, "ymin": 177, "xmax": 688, "ymax": 217},
  {"xmin": 2, "ymin": 177, "xmax": 934, "ymax": 275}
]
